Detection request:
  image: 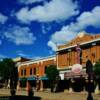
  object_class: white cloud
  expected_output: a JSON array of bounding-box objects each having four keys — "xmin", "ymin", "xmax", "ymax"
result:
[
  {"xmin": 42, "ymin": 25, "xmax": 47, "ymax": 34},
  {"xmin": 47, "ymin": 26, "xmax": 77, "ymax": 51},
  {"xmin": 68, "ymin": 6, "xmax": 100, "ymax": 32},
  {"xmin": 0, "ymin": 54, "xmax": 7, "ymax": 59},
  {"xmin": 51, "ymin": 26, "xmax": 77, "ymax": 45},
  {"xmin": 4, "ymin": 26, "xmax": 36, "ymax": 45},
  {"xmin": 17, "ymin": 52, "xmax": 30, "ymax": 58},
  {"xmin": 0, "ymin": 13, "xmax": 8, "ymax": 24},
  {"xmin": 16, "ymin": 50, "xmax": 32, "ymax": 58},
  {"xmin": 16, "ymin": 0, "xmax": 79, "ymax": 23},
  {"xmin": 49, "ymin": 50, "xmax": 54, "ymax": 55},
  {"xmin": 48, "ymin": 6, "xmax": 100, "ymax": 51},
  {"xmin": 19, "ymin": 0, "xmax": 44, "ymax": 4},
  {"xmin": 32, "ymin": 56, "xmax": 42, "ymax": 60},
  {"xmin": 41, "ymin": 24, "xmax": 51, "ymax": 34},
  {"xmin": 48, "ymin": 41, "xmax": 57, "ymax": 51},
  {"xmin": 76, "ymin": 6, "xmax": 100, "ymax": 29}
]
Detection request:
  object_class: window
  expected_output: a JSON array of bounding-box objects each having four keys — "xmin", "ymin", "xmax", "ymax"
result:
[
  {"xmin": 30, "ymin": 68, "xmax": 32, "ymax": 75},
  {"xmin": 24, "ymin": 69, "xmax": 26, "ymax": 76},
  {"xmin": 33, "ymin": 68, "xmax": 36, "ymax": 75},
  {"xmin": 45, "ymin": 66, "xmax": 47, "ymax": 73},
  {"xmin": 21, "ymin": 70, "xmax": 23, "ymax": 76},
  {"xmin": 36, "ymin": 67, "xmax": 39, "ymax": 75}
]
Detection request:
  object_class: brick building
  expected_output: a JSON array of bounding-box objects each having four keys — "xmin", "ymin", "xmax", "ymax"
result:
[
  {"xmin": 17, "ymin": 33, "xmax": 100, "ymax": 92},
  {"xmin": 17, "ymin": 55, "xmax": 56, "ymax": 91},
  {"xmin": 57, "ymin": 33, "xmax": 100, "ymax": 79},
  {"xmin": 56, "ymin": 33, "xmax": 100, "ymax": 92}
]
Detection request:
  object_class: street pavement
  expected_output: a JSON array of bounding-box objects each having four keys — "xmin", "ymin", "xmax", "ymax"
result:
[{"xmin": 0, "ymin": 89, "xmax": 100, "ymax": 100}]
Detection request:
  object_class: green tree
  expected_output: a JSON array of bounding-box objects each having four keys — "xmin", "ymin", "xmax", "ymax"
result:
[
  {"xmin": 45, "ymin": 65, "xmax": 59, "ymax": 92},
  {"xmin": 21, "ymin": 77, "xmax": 27, "ymax": 87},
  {"xmin": 94, "ymin": 60, "xmax": 100, "ymax": 92},
  {"xmin": 0, "ymin": 58, "xmax": 18, "ymax": 95}
]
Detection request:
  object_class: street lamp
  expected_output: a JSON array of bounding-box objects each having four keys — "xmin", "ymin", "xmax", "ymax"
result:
[{"xmin": 86, "ymin": 59, "xmax": 94, "ymax": 100}]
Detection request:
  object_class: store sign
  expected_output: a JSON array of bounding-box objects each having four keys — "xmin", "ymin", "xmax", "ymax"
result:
[{"xmin": 72, "ymin": 64, "xmax": 82, "ymax": 74}]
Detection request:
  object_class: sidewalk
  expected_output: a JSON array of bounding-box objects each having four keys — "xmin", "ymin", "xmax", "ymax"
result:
[{"xmin": 0, "ymin": 89, "xmax": 100, "ymax": 100}]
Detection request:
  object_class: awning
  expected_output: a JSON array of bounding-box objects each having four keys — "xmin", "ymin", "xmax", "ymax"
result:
[
  {"xmin": 27, "ymin": 76, "xmax": 36, "ymax": 80},
  {"xmin": 40, "ymin": 76, "xmax": 48, "ymax": 80},
  {"xmin": 18, "ymin": 78, "xmax": 23, "ymax": 81},
  {"xmin": 18, "ymin": 76, "xmax": 36, "ymax": 81}
]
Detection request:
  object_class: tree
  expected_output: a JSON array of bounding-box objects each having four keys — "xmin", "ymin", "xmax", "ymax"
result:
[
  {"xmin": 94, "ymin": 60, "xmax": 100, "ymax": 77},
  {"xmin": 21, "ymin": 77, "xmax": 27, "ymax": 87},
  {"xmin": 45, "ymin": 65, "xmax": 59, "ymax": 92},
  {"xmin": 0, "ymin": 58, "xmax": 18, "ymax": 96},
  {"xmin": 94, "ymin": 60, "xmax": 100, "ymax": 93}
]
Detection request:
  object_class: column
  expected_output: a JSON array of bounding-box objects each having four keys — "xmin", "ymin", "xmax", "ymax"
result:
[
  {"xmin": 26, "ymin": 81, "xmax": 30, "ymax": 92},
  {"xmin": 40, "ymin": 80, "xmax": 43, "ymax": 91},
  {"xmin": 95, "ymin": 84, "xmax": 99, "ymax": 94},
  {"xmin": 17, "ymin": 81, "xmax": 20, "ymax": 91},
  {"xmin": 69, "ymin": 79, "xmax": 73, "ymax": 93}
]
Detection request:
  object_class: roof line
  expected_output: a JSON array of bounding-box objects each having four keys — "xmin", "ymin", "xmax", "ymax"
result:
[
  {"xmin": 57, "ymin": 38, "xmax": 100, "ymax": 51},
  {"xmin": 19, "ymin": 55, "xmax": 56, "ymax": 65}
]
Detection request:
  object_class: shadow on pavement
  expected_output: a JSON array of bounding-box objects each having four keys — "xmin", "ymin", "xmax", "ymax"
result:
[{"xmin": 0, "ymin": 96, "xmax": 41, "ymax": 100}]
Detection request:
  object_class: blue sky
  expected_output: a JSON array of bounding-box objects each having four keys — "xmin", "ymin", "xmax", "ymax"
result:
[{"xmin": 0, "ymin": 0, "xmax": 100, "ymax": 59}]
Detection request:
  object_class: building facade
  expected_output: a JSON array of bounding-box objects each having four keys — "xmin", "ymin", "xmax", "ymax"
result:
[
  {"xmin": 17, "ymin": 33, "xmax": 100, "ymax": 92},
  {"xmin": 57, "ymin": 33, "xmax": 100, "ymax": 79},
  {"xmin": 17, "ymin": 55, "xmax": 56, "ymax": 91},
  {"xmin": 56, "ymin": 33, "xmax": 100, "ymax": 92}
]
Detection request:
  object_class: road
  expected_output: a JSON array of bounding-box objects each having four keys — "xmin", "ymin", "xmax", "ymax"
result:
[{"xmin": 0, "ymin": 89, "xmax": 100, "ymax": 100}]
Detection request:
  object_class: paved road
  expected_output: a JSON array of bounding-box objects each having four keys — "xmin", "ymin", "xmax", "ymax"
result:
[{"xmin": 0, "ymin": 89, "xmax": 100, "ymax": 100}]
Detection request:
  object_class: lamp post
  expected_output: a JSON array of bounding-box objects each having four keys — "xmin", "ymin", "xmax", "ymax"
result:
[{"xmin": 86, "ymin": 59, "xmax": 94, "ymax": 100}]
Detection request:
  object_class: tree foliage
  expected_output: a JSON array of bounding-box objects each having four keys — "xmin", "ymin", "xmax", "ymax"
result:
[
  {"xmin": 0, "ymin": 58, "xmax": 18, "ymax": 89},
  {"xmin": 94, "ymin": 60, "xmax": 100, "ymax": 76},
  {"xmin": 45, "ymin": 65, "xmax": 59, "ymax": 81},
  {"xmin": 21, "ymin": 77, "xmax": 27, "ymax": 87}
]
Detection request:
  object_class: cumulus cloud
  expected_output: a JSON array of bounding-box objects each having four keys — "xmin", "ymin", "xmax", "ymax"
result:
[
  {"xmin": 16, "ymin": 50, "xmax": 31, "ymax": 58},
  {"xmin": 76, "ymin": 6, "xmax": 100, "ymax": 29},
  {"xmin": 48, "ymin": 6, "xmax": 100, "ymax": 51},
  {"xmin": 0, "ymin": 13, "xmax": 8, "ymax": 24},
  {"xmin": 16, "ymin": 0, "xmax": 79, "ymax": 23},
  {"xmin": 32, "ymin": 56, "xmax": 42, "ymax": 60},
  {"xmin": 19, "ymin": 0, "xmax": 44, "ymax": 4},
  {"xmin": 0, "ymin": 54, "xmax": 7, "ymax": 59},
  {"xmin": 17, "ymin": 52, "xmax": 30, "ymax": 58},
  {"xmin": 4, "ymin": 26, "xmax": 36, "ymax": 45},
  {"xmin": 41, "ymin": 24, "xmax": 51, "ymax": 34},
  {"xmin": 48, "ymin": 41, "xmax": 57, "ymax": 51},
  {"xmin": 51, "ymin": 26, "xmax": 77, "ymax": 45}
]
